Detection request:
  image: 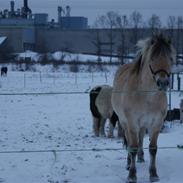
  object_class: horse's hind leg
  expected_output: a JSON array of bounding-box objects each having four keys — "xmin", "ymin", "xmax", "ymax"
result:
[
  {"xmin": 107, "ymin": 121, "xmax": 114, "ymax": 138},
  {"xmin": 137, "ymin": 127, "xmax": 146, "ymax": 162},
  {"xmin": 99, "ymin": 118, "xmax": 106, "ymax": 137},
  {"xmin": 93, "ymin": 116, "xmax": 100, "ymax": 137},
  {"xmin": 149, "ymin": 130, "xmax": 160, "ymax": 182}
]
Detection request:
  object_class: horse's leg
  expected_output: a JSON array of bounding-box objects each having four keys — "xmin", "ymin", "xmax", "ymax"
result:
[
  {"xmin": 107, "ymin": 120, "xmax": 114, "ymax": 138},
  {"xmin": 149, "ymin": 129, "xmax": 160, "ymax": 182},
  {"xmin": 99, "ymin": 118, "xmax": 106, "ymax": 137},
  {"xmin": 137, "ymin": 127, "xmax": 146, "ymax": 162},
  {"xmin": 117, "ymin": 121, "xmax": 124, "ymax": 138},
  {"xmin": 127, "ymin": 129, "xmax": 138, "ymax": 183},
  {"xmin": 93, "ymin": 116, "xmax": 100, "ymax": 137}
]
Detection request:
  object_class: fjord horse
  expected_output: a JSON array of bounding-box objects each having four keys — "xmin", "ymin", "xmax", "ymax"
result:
[
  {"xmin": 90, "ymin": 85, "xmax": 120, "ymax": 138},
  {"xmin": 112, "ymin": 35, "xmax": 176, "ymax": 182}
]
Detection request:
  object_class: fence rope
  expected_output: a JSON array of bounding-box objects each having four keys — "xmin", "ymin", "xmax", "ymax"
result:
[
  {"xmin": 0, "ymin": 146, "xmax": 182, "ymax": 155},
  {"xmin": 0, "ymin": 89, "xmax": 182, "ymax": 96}
]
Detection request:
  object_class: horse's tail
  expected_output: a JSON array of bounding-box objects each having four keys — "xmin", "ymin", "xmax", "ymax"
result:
[
  {"xmin": 89, "ymin": 86, "xmax": 102, "ymax": 119},
  {"xmin": 123, "ymin": 134, "xmax": 128, "ymax": 149},
  {"xmin": 110, "ymin": 111, "xmax": 119, "ymax": 127}
]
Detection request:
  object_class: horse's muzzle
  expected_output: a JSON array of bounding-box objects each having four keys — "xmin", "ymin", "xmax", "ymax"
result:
[{"xmin": 156, "ymin": 78, "xmax": 170, "ymax": 91}]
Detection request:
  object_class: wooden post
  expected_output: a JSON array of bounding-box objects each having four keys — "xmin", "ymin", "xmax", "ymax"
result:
[
  {"xmin": 177, "ymin": 75, "xmax": 181, "ymax": 91},
  {"xmin": 39, "ymin": 71, "xmax": 42, "ymax": 83},
  {"xmin": 75, "ymin": 72, "xmax": 77, "ymax": 85},
  {"xmin": 91, "ymin": 71, "xmax": 94, "ymax": 82},
  {"xmin": 24, "ymin": 73, "xmax": 26, "ymax": 88},
  {"xmin": 104, "ymin": 72, "xmax": 108, "ymax": 83},
  {"xmin": 171, "ymin": 73, "xmax": 174, "ymax": 89}
]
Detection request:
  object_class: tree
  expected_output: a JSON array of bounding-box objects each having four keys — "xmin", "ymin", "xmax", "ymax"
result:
[
  {"xmin": 148, "ymin": 14, "xmax": 161, "ymax": 35},
  {"xmin": 116, "ymin": 15, "xmax": 128, "ymax": 64},
  {"xmin": 176, "ymin": 16, "xmax": 183, "ymax": 57},
  {"xmin": 94, "ymin": 11, "xmax": 119, "ymax": 62},
  {"xmin": 130, "ymin": 11, "xmax": 143, "ymax": 45}
]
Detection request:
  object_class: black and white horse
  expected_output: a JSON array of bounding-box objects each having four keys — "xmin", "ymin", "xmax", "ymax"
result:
[
  {"xmin": 1, "ymin": 67, "xmax": 8, "ymax": 76},
  {"xmin": 165, "ymin": 108, "xmax": 180, "ymax": 121},
  {"xmin": 90, "ymin": 85, "xmax": 120, "ymax": 137}
]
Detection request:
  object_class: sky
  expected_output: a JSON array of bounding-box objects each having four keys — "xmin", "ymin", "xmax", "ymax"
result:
[{"xmin": 1, "ymin": 0, "xmax": 183, "ymax": 25}]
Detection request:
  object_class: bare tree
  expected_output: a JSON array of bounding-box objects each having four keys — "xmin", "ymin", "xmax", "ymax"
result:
[
  {"xmin": 92, "ymin": 29, "xmax": 102, "ymax": 63},
  {"xmin": 130, "ymin": 11, "xmax": 143, "ymax": 45},
  {"xmin": 176, "ymin": 16, "xmax": 183, "ymax": 57},
  {"xmin": 148, "ymin": 14, "xmax": 161, "ymax": 35},
  {"xmin": 116, "ymin": 15, "xmax": 128, "ymax": 64},
  {"xmin": 94, "ymin": 11, "xmax": 119, "ymax": 62}
]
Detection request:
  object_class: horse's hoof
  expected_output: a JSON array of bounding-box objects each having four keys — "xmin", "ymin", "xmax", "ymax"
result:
[
  {"xmin": 150, "ymin": 176, "xmax": 159, "ymax": 182},
  {"xmin": 126, "ymin": 164, "xmax": 130, "ymax": 170},
  {"xmin": 137, "ymin": 158, "xmax": 145, "ymax": 163},
  {"xmin": 107, "ymin": 134, "xmax": 114, "ymax": 138},
  {"xmin": 126, "ymin": 176, "xmax": 137, "ymax": 183}
]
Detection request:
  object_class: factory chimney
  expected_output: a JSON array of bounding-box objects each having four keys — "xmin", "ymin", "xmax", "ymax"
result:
[
  {"xmin": 21, "ymin": 0, "xmax": 32, "ymax": 18},
  {"xmin": 10, "ymin": 1, "xmax": 15, "ymax": 16},
  {"xmin": 58, "ymin": 6, "xmax": 62, "ymax": 23},
  {"xmin": 24, "ymin": 0, "xmax": 28, "ymax": 8},
  {"xmin": 66, "ymin": 6, "xmax": 71, "ymax": 17}
]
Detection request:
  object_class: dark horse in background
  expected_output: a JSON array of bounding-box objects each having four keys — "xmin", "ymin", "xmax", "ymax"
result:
[{"xmin": 1, "ymin": 67, "xmax": 8, "ymax": 76}]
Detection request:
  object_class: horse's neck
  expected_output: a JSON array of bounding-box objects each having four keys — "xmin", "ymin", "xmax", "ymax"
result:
[{"xmin": 139, "ymin": 59, "xmax": 157, "ymax": 91}]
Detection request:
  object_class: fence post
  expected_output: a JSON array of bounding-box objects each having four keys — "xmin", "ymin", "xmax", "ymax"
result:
[
  {"xmin": 39, "ymin": 71, "xmax": 42, "ymax": 83},
  {"xmin": 75, "ymin": 72, "xmax": 78, "ymax": 85},
  {"xmin": 171, "ymin": 73, "xmax": 174, "ymax": 89},
  {"xmin": 24, "ymin": 73, "xmax": 26, "ymax": 88},
  {"xmin": 53, "ymin": 73, "xmax": 56, "ymax": 85},
  {"xmin": 91, "ymin": 71, "xmax": 94, "ymax": 82},
  {"xmin": 168, "ymin": 87, "xmax": 172, "ymax": 127},
  {"xmin": 177, "ymin": 75, "xmax": 181, "ymax": 91},
  {"xmin": 104, "ymin": 72, "xmax": 108, "ymax": 83}
]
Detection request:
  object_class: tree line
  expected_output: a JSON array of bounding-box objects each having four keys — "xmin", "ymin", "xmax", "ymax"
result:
[{"xmin": 92, "ymin": 11, "xmax": 183, "ymax": 64}]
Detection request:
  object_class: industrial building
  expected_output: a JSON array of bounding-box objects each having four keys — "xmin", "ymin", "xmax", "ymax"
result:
[{"xmin": 0, "ymin": 0, "xmax": 90, "ymax": 54}]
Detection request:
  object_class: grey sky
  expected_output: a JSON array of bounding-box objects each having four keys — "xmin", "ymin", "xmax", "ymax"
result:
[{"xmin": 1, "ymin": 0, "xmax": 183, "ymax": 25}]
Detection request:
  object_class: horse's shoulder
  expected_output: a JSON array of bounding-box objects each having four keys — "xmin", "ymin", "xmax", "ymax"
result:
[{"xmin": 114, "ymin": 63, "xmax": 134, "ymax": 80}]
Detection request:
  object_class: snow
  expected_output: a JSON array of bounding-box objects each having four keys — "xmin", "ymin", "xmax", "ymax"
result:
[
  {"xmin": 16, "ymin": 50, "xmax": 42, "ymax": 62},
  {"xmin": 0, "ymin": 69, "xmax": 183, "ymax": 183},
  {"xmin": 17, "ymin": 51, "xmax": 119, "ymax": 63},
  {"xmin": 0, "ymin": 36, "xmax": 7, "ymax": 45}
]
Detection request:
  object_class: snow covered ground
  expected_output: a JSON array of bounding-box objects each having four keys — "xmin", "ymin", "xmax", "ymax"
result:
[{"xmin": 0, "ymin": 70, "xmax": 183, "ymax": 183}]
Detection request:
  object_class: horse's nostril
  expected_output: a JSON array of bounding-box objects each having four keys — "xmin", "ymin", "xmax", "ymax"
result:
[
  {"xmin": 157, "ymin": 80, "xmax": 161, "ymax": 87},
  {"xmin": 166, "ymin": 80, "xmax": 170, "ymax": 86}
]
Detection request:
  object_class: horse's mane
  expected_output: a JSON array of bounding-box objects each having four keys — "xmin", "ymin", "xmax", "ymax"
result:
[{"xmin": 132, "ymin": 34, "xmax": 173, "ymax": 74}]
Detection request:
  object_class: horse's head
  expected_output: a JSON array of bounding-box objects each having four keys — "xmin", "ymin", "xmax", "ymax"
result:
[{"xmin": 147, "ymin": 34, "xmax": 176, "ymax": 91}]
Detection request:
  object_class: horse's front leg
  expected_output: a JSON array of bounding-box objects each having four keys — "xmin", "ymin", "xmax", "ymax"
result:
[
  {"xmin": 137, "ymin": 127, "xmax": 146, "ymax": 162},
  {"xmin": 127, "ymin": 130, "xmax": 138, "ymax": 183},
  {"xmin": 149, "ymin": 129, "xmax": 160, "ymax": 182}
]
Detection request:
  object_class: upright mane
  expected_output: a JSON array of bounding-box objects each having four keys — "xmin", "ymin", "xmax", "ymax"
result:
[{"xmin": 132, "ymin": 34, "xmax": 174, "ymax": 74}]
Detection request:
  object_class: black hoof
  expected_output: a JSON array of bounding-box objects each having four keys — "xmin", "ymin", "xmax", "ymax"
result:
[
  {"xmin": 126, "ymin": 176, "xmax": 137, "ymax": 183},
  {"xmin": 150, "ymin": 176, "xmax": 159, "ymax": 182},
  {"xmin": 137, "ymin": 158, "xmax": 145, "ymax": 163},
  {"xmin": 126, "ymin": 164, "xmax": 130, "ymax": 170}
]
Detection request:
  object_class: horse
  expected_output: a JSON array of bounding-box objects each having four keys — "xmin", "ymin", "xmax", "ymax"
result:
[
  {"xmin": 111, "ymin": 34, "xmax": 176, "ymax": 183},
  {"xmin": 164, "ymin": 108, "xmax": 180, "ymax": 121},
  {"xmin": 1, "ymin": 67, "xmax": 8, "ymax": 76},
  {"xmin": 89, "ymin": 85, "xmax": 122, "ymax": 138}
]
